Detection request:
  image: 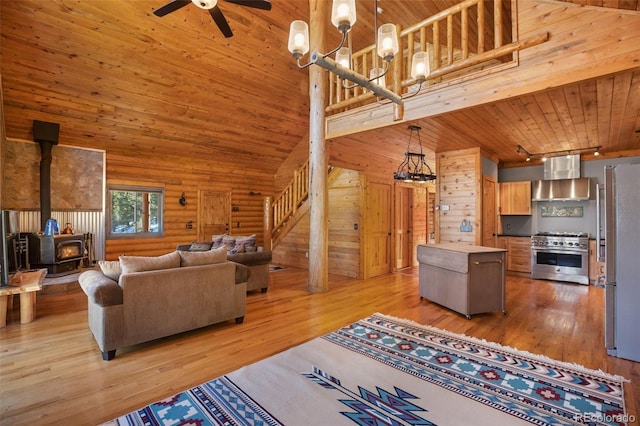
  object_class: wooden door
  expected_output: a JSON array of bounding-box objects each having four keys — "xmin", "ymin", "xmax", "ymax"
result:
[
  {"xmin": 395, "ymin": 186, "xmax": 413, "ymax": 270},
  {"xmin": 198, "ymin": 191, "xmax": 230, "ymax": 241},
  {"xmin": 365, "ymin": 182, "xmax": 392, "ymax": 278},
  {"xmin": 482, "ymin": 176, "xmax": 497, "ymax": 247},
  {"xmin": 428, "ymin": 191, "xmax": 436, "ymax": 242}
]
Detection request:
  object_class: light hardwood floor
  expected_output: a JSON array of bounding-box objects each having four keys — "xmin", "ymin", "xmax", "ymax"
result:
[{"xmin": 1, "ymin": 267, "xmax": 638, "ymax": 425}]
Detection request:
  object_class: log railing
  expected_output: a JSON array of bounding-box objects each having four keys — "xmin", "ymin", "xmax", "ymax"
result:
[
  {"xmin": 271, "ymin": 159, "xmax": 310, "ymax": 240},
  {"xmin": 326, "ymin": 0, "xmax": 547, "ymax": 114}
]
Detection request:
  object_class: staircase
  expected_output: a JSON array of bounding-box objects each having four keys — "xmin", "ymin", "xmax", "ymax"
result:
[
  {"xmin": 271, "ymin": 160, "xmax": 310, "ymax": 248},
  {"xmin": 270, "ymin": 160, "xmax": 339, "ymax": 249}
]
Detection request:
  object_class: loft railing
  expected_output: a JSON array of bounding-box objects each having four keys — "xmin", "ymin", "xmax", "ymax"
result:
[
  {"xmin": 271, "ymin": 159, "xmax": 310, "ymax": 239},
  {"xmin": 326, "ymin": 0, "xmax": 547, "ymax": 114}
]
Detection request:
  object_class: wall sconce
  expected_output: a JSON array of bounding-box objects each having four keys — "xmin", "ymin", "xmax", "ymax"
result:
[{"xmin": 179, "ymin": 192, "xmax": 187, "ymax": 206}]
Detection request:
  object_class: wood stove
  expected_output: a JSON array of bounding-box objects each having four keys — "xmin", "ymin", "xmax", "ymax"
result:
[{"xmin": 28, "ymin": 233, "xmax": 85, "ymax": 274}]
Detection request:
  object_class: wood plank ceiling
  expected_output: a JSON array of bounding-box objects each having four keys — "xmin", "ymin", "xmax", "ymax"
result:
[{"xmin": 1, "ymin": 0, "xmax": 639, "ymax": 175}]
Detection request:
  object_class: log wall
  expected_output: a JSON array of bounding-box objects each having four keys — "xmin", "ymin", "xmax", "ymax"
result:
[{"xmin": 103, "ymin": 153, "xmax": 274, "ymax": 260}]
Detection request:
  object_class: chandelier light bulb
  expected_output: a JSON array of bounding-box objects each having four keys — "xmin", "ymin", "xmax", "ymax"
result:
[
  {"xmin": 335, "ymin": 47, "xmax": 351, "ymax": 69},
  {"xmin": 377, "ymin": 23, "xmax": 398, "ymax": 61},
  {"xmin": 411, "ymin": 51, "xmax": 430, "ymax": 82},
  {"xmin": 288, "ymin": 20, "xmax": 309, "ymax": 59},
  {"xmin": 331, "ymin": 0, "xmax": 356, "ymax": 33}
]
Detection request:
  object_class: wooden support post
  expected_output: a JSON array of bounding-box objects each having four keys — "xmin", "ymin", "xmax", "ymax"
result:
[
  {"xmin": 308, "ymin": 0, "xmax": 329, "ymax": 293},
  {"xmin": 263, "ymin": 196, "xmax": 272, "ymax": 252}
]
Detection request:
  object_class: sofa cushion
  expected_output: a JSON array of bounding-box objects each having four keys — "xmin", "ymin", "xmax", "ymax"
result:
[
  {"xmin": 119, "ymin": 251, "xmax": 181, "ymax": 274},
  {"xmin": 178, "ymin": 247, "xmax": 227, "ymax": 266},
  {"xmin": 98, "ymin": 260, "xmax": 122, "ymax": 281},
  {"xmin": 188, "ymin": 241, "xmax": 212, "ymax": 251}
]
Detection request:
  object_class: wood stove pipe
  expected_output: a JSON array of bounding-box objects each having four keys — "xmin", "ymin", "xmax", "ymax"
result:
[{"xmin": 33, "ymin": 120, "xmax": 60, "ymax": 231}]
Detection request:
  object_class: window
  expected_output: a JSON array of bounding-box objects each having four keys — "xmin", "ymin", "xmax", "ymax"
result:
[{"xmin": 107, "ymin": 185, "xmax": 164, "ymax": 238}]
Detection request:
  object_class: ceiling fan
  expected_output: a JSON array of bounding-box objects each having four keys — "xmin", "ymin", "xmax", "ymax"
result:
[{"xmin": 153, "ymin": 0, "xmax": 272, "ymax": 38}]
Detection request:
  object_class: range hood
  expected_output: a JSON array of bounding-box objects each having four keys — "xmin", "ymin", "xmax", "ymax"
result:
[
  {"xmin": 532, "ymin": 154, "xmax": 591, "ymax": 201},
  {"xmin": 532, "ymin": 178, "xmax": 591, "ymax": 201}
]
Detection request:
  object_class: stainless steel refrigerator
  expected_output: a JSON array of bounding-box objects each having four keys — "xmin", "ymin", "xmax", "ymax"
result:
[{"xmin": 600, "ymin": 164, "xmax": 640, "ymax": 362}]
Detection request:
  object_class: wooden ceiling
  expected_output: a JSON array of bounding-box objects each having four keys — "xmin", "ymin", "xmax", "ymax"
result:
[{"xmin": 1, "ymin": 0, "xmax": 639, "ymax": 176}]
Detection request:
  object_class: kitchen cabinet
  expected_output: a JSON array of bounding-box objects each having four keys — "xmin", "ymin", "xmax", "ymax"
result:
[
  {"xmin": 499, "ymin": 181, "xmax": 531, "ymax": 215},
  {"xmin": 588, "ymin": 240, "xmax": 605, "ymax": 285},
  {"xmin": 417, "ymin": 244, "xmax": 507, "ymax": 319},
  {"xmin": 500, "ymin": 236, "xmax": 531, "ymax": 274}
]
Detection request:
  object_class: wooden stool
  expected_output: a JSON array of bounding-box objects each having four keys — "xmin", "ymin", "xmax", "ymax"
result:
[{"xmin": 0, "ymin": 269, "xmax": 47, "ymax": 327}]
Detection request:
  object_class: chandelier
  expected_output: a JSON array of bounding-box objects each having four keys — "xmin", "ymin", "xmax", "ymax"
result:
[
  {"xmin": 393, "ymin": 125, "xmax": 436, "ymax": 183},
  {"xmin": 287, "ymin": 0, "xmax": 431, "ymax": 105}
]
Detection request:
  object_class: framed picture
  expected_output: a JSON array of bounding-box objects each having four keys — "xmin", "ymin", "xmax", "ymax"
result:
[{"xmin": 540, "ymin": 206, "xmax": 583, "ymax": 217}]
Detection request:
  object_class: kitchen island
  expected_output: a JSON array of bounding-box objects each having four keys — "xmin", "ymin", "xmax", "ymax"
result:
[{"xmin": 417, "ymin": 244, "xmax": 507, "ymax": 319}]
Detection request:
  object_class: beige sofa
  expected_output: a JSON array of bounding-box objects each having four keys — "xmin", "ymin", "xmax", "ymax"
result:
[
  {"xmin": 177, "ymin": 237, "xmax": 272, "ymax": 293},
  {"xmin": 79, "ymin": 250, "xmax": 249, "ymax": 360}
]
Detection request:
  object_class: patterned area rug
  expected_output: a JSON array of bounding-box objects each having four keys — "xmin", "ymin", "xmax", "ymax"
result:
[{"xmin": 105, "ymin": 313, "xmax": 628, "ymax": 426}]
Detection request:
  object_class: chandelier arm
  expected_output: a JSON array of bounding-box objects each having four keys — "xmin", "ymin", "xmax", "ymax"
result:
[
  {"xmin": 311, "ymin": 53, "xmax": 403, "ymax": 104},
  {"xmin": 322, "ymin": 31, "xmax": 349, "ymax": 59},
  {"xmin": 295, "ymin": 57, "xmax": 313, "ymax": 69},
  {"xmin": 402, "ymin": 80, "xmax": 424, "ymax": 100}
]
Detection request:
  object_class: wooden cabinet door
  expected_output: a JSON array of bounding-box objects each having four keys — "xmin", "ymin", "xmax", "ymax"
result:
[
  {"xmin": 506, "ymin": 237, "xmax": 531, "ymax": 273},
  {"xmin": 499, "ymin": 181, "xmax": 531, "ymax": 215},
  {"xmin": 198, "ymin": 191, "xmax": 230, "ymax": 241},
  {"xmin": 365, "ymin": 182, "xmax": 392, "ymax": 278}
]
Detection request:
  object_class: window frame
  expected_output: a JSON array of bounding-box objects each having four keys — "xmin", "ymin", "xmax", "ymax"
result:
[{"xmin": 106, "ymin": 184, "xmax": 165, "ymax": 239}]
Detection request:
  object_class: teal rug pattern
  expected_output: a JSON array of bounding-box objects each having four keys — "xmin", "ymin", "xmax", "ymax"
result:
[{"xmin": 105, "ymin": 313, "xmax": 628, "ymax": 426}]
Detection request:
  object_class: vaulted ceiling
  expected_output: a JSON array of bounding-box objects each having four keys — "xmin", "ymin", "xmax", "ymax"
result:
[{"xmin": 1, "ymin": 0, "xmax": 639, "ymax": 176}]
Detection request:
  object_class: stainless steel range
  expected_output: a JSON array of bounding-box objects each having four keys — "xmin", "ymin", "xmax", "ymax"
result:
[{"xmin": 531, "ymin": 232, "xmax": 589, "ymax": 285}]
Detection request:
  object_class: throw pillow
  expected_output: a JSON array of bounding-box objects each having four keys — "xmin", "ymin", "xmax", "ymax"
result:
[
  {"xmin": 189, "ymin": 241, "xmax": 212, "ymax": 251},
  {"xmin": 98, "ymin": 260, "xmax": 122, "ymax": 281},
  {"xmin": 119, "ymin": 251, "xmax": 181, "ymax": 274},
  {"xmin": 228, "ymin": 243, "xmax": 245, "ymax": 254},
  {"xmin": 222, "ymin": 235, "xmax": 236, "ymax": 251},
  {"xmin": 211, "ymin": 234, "xmax": 225, "ymax": 249},
  {"xmin": 178, "ymin": 247, "xmax": 227, "ymax": 266},
  {"xmin": 235, "ymin": 234, "xmax": 257, "ymax": 249}
]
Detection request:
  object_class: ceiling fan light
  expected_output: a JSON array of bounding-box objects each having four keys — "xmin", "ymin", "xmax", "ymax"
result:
[
  {"xmin": 410, "ymin": 51, "xmax": 430, "ymax": 82},
  {"xmin": 335, "ymin": 47, "xmax": 351, "ymax": 69},
  {"xmin": 331, "ymin": 0, "xmax": 356, "ymax": 33},
  {"xmin": 288, "ymin": 21, "xmax": 309, "ymax": 59},
  {"xmin": 377, "ymin": 23, "xmax": 398, "ymax": 61},
  {"xmin": 191, "ymin": 0, "xmax": 217, "ymax": 10}
]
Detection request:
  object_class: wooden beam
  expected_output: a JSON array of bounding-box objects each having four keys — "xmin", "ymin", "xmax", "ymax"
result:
[{"xmin": 308, "ymin": 0, "xmax": 329, "ymax": 293}]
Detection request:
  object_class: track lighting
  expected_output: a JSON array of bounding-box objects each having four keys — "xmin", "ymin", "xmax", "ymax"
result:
[{"xmin": 516, "ymin": 145, "xmax": 602, "ymax": 162}]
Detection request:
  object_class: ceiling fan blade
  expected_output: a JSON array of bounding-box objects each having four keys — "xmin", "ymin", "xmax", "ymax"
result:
[
  {"xmin": 224, "ymin": 0, "xmax": 272, "ymax": 11},
  {"xmin": 153, "ymin": 0, "xmax": 191, "ymax": 17},
  {"xmin": 209, "ymin": 6, "xmax": 234, "ymax": 38}
]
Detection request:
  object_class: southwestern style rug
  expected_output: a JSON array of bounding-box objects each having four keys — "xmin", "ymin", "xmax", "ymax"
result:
[{"xmin": 105, "ymin": 313, "xmax": 628, "ymax": 426}]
